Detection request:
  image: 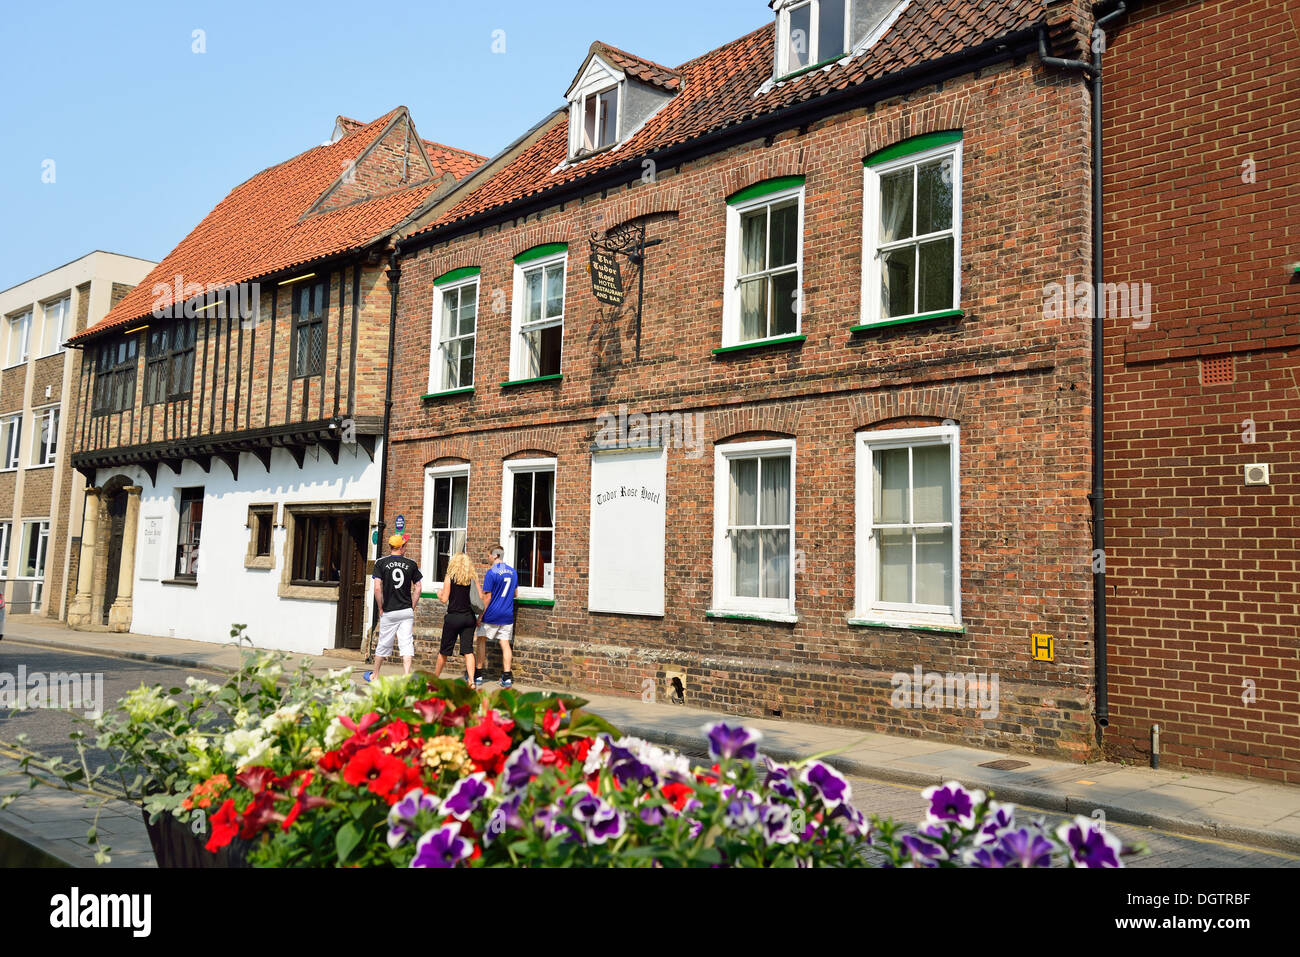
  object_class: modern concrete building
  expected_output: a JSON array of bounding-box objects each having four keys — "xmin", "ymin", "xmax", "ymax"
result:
[{"xmin": 0, "ymin": 251, "xmax": 155, "ymax": 619}]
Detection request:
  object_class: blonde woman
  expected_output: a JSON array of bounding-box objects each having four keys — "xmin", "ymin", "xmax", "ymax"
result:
[{"xmin": 436, "ymin": 552, "xmax": 486, "ymax": 683}]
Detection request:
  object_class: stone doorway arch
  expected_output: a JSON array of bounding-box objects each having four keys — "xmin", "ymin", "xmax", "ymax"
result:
[{"xmin": 68, "ymin": 474, "xmax": 141, "ymax": 632}]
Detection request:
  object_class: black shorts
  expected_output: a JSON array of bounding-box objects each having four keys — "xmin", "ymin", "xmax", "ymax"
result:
[{"xmin": 439, "ymin": 612, "xmax": 477, "ymax": 657}]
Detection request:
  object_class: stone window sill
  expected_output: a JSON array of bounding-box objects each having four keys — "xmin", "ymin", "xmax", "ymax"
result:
[
  {"xmin": 161, "ymin": 578, "xmax": 198, "ymax": 588},
  {"xmin": 244, "ymin": 556, "xmax": 274, "ymax": 570},
  {"xmin": 706, "ymin": 608, "xmax": 798, "ymax": 624},
  {"xmin": 278, "ymin": 583, "xmax": 339, "ymax": 602}
]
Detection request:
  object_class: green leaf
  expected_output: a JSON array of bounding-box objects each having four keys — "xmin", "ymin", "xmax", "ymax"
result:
[{"xmin": 336, "ymin": 822, "xmax": 362, "ymax": 863}]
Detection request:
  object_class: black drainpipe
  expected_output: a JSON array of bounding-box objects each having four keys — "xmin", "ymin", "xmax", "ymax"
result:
[
  {"xmin": 368, "ymin": 244, "xmax": 402, "ymax": 662},
  {"xmin": 1038, "ymin": 1, "xmax": 1127, "ymax": 732}
]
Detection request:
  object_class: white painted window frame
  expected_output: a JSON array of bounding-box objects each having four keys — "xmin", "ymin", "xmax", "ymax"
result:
[
  {"xmin": 500, "ymin": 457, "xmax": 557, "ymax": 601},
  {"xmin": 428, "ymin": 276, "xmax": 479, "ymax": 394},
  {"xmin": 711, "ymin": 438, "xmax": 797, "ymax": 620},
  {"xmin": 423, "ymin": 464, "xmax": 471, "ymax": 588},
  {"xmin": 40, "ymin": 296, "xmax": 71, "ymax": 357},
  {"xmin": 855, "ymin": 425, "xmax": 962, "ymax": 628},
  {"xmin": 18, "ymin": 518, "xmax": 50, "ymax": 582},
  {"xmin": 29, "ymin": 405, "xmax": 58, "ymax": 468},
  {"xmin": 861, "ymin": 138, "xmax": 963, "ymax": 327},
  {"xmin": 0, "ymin": 520, "xmax": 10, "ymax": 578},
  {"xmin": 0, "ymin": 413, "xmax": 22, "ymax": 471},
  {"xmin": 722, "ymin": 184, "xmax": 805, "ymax": 348},
  {"xmin": 5, "ymin": 311, "xmax": 31, "ymax": 368},
  {"xmin": 509, "ymin": 252, "xmax": 567, "ymax": 382},
  {"xmin": 567, "ymin": 55, "xmax": 624, "ymax": 159}
]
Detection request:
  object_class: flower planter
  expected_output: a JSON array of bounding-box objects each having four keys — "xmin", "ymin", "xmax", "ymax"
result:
[{"xmin": 140, "ymin": 808, "xmax": 254, "ymax": 868}]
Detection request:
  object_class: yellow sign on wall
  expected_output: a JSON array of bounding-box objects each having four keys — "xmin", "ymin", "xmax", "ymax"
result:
[{"xmin": 1032, "ymin": 634, "xmax": 1055, "ymax": 662}]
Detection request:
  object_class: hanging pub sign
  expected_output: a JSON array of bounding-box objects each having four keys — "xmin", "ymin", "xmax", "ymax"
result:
[{"xmin": 589, "ymin": 249, "xmax": 625, "ymax": 306}]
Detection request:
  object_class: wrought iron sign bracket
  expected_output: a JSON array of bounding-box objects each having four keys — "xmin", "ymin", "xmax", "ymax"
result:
[{"xmin": 589, "ymin": 220, "xmax": 664, "ymax": 359}]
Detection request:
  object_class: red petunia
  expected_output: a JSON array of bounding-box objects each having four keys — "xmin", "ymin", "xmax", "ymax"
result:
[
  {"xmin": 343, "ymin": 745, "xmax": 408, "ymax": 798},
  {"xmin": 240, "ymin": 791, "xmax": 280, "ymax": 839},
  {"xmin": 412, "ymin": 698, "xmax": 447, "ymax": 724},
  {"xmin": 205, "ymin": 799, "xmax": 240, "ymax": 853},
  {"xmin": 235, "ymin": 766, "xmax": 277, "ymax": 795},
  {"xmin": 542, "ymin": 702, "xmax": 566, "ymax": 738},
  {"xmin": 464, "ymin": 712, "xmax": 512, "ymax": 775},
  {"xmin": 661, "ymin": 782, "xmax": 694, "ymax": 812},
  {"xmin": 572, "ymin": 738, "xmax": 594, "ymax": 764},
  {"xmin": 440, "ymin": 705, "xmax": 472, "ymax": 729}
]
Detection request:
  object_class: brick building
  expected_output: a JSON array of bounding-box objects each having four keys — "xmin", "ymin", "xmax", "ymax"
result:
[
  {"xmin": 382, "ymin": 0, "xmax": 1109, "ymax": 757},
  {"xmin": 1101, "ymin": 0, "xmax": 1300, "ymax": 781},
  {"xmin": 64, "ymin": 109, "xmax": 484, "ymax": 653},
  {"xmin": 0, "ymin": 251, "xmax": 155, "ymax": 621}
]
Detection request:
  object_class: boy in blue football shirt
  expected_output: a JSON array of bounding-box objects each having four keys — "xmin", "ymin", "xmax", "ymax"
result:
[{"xmin": 476, "ymin": 545, "xmax": 517, "ymax": 688}]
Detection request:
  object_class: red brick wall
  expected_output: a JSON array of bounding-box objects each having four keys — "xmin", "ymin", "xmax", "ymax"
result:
[
  {"xmin": 1103, "ymin": 0, "xmax": 1300, "ymax": 781},
  {"xmin": 314, "ymin": 115, "xmax": 431, "ymax": 214},
  {"xmin": 386, "ymin": 57, "xmax": 1101, "ymax": 758}
]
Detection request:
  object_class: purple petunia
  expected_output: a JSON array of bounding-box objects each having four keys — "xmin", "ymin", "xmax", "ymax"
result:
[
  {"xmin": 800, "ymin": 761, "xmax": 852, "ymax": 811},
  {"xmin": 975, "ymin": 801, "xmax": 1016, "ymax": 846},
  {"xmin": 996, "ymin": 827, "xmax": 1055, "ymax": 868},
  {"xmin": 387, "ymin": 788, "xmax": 439, "ymax": 848},
  {"xmin": 442, "ymin": 773, "xmax": 492, "ymax": 821},
  {"xmin": 500, "ymin": 739, "xmax": 544, "ymax": 793},
  {"xmin": 900, "ymin": 832, "xmax": 949, "ymax": 867},
  {"xmin": 639, "ymin": 804, "xmax": 665, "ymax": 827},
  {"xmin": 587, "ymin": 809, "xmax": 627, "ymax": 845},
  {"xmin": 484, "ymin": 794, "xmax": 525, "ymax": 847},
  {"xmin": 829, "ymin": 802, "xmax": 871, "ymax": 840},
  {"xmin": 410, "ymin": 824, "xmax": 473, "ymax": 868},
  {"xmin": 761, "ymin": 800, "xmax": 799, "ymax": 846},
  {"xmin": 1057, "ymin": 816, "xmax": 1124, "ymax": 868},
  {"xmin": 723, "ymin": 792, "xmax": 761, "ymax": 831},
  {"xmin": 922, "ymin": 781, "xmax": 985, "ymax": 830},
  {"xmin": 704, "ymin": 722, "xmax": 762, "ymax": 761},
  {"xmin": 763, "ymin": 757, "xmax": 799, "ymax": 800}
]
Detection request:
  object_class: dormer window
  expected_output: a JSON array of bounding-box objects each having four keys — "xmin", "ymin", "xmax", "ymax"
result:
[
  {"xmin": 773, "ymin": 0, "xmax": 906, "ymax": 78},
  {"xmin": 581, "ymin": 86, "xmax": 620, "ymax": 154},
  {"xmin": 566, "ymin": 42, "xmax": 680, "ymax": 162}
]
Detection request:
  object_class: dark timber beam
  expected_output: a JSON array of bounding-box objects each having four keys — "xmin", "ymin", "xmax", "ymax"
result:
[
  {"xmin": 319, "ymin": 438, "xmax": 341, "ymax": 465},
  {"xmin": 250, "ymin": 446, "xmax": 272, "ymax": 473},
  {"xmin": 355, "ymin": 434, "xmax": 377, "ymax": 462},
  {"xmin": 217, "ymin": 451, "xmax": 239, "ymax": 480}
]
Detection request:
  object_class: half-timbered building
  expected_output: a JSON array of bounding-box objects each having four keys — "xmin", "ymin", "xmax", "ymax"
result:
[{"xmin": 64, "ymin": 109, "xmax": 483, "ymax": 653}]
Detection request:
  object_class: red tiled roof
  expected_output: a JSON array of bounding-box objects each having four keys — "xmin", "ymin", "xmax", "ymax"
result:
[
  {"xmin": 592, "ymin": 41, "xmax": 682, "ymax": 93},
  {"xmin": 423, "ymin": 139, "xmax": 487, "ymax": 179},
  {"xmin": 73, "ymin": 108, "xmax": 475, "ymax": 342},
  {"xmin": 422, "ymin": 0, "xmax": 1050, "ymax": 233}
]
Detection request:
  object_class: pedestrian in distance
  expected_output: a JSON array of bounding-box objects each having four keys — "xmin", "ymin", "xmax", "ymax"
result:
[
  {"xmin": 365, "ymin": 535, "xmax": 423, "ymax": 683},
  {"xmin": 435, "ymin": 552, "xmax": 486, "ymax": 684},
  {"xmin": 480, "ymin": 545, "xmax": 517, "ymax": 688}
]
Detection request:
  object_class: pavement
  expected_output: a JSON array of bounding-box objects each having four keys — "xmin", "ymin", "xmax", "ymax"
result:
[{"xmin": 4, "ymin": 613, "xmax": 1300, "ymax": 865}]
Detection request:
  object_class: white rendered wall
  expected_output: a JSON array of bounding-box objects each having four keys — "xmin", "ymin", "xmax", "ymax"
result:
[{"xmin": 96, "ymin": 441, "xmax": 381, "ymax": 654}]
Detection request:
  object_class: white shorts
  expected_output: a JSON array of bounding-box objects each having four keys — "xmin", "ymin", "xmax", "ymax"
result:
[
  {"xmin": 376, "ymin": 609, "xmax": 415, "ymax": 658},
  {"xmin": 481, "ymin": 623, "xmax": 514, "ymax": 644}
]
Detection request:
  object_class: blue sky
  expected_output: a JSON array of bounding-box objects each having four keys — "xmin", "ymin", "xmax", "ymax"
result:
[{"xmin": 0, "ymin": 0, "xmax": 767, "ymax": 290}]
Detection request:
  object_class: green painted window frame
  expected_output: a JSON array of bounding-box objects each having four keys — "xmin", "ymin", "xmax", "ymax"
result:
[
  {"xmin": 850, "ymin": 309, "xmax": 963, "ymax": 333},
  {"xmin": 712, "ymin": 334, "xmax": 807, "ymax": 355},
  {"xmin": 515, "ymin": 597, "xmax": 556, "ymax": 608},
  {"xmin": 864, "ymin": 130, "xmax": 963, "ymax": 167},
  {"xmin": 421, "ymin": 386, "xmax": 475, "ymax": 400},
  {"xmin": 514, "ymin": 243, "xmax": 570, "ymax": 265},
  {"xmin": 500, "ymin": 373, "xmax": 563, "ymax": 388},
  {"xmin": 433, "ymin": 266, "xmax": 481, "ymax": 287},
  {"xmin": 727, "ymin": 176, "xmax": 807, "ymax": 206}
]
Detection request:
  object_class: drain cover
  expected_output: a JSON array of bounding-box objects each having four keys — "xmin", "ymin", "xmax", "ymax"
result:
[{"xmin": 978, "ymin": 759, "xmax": 1030, "ymax": 771}]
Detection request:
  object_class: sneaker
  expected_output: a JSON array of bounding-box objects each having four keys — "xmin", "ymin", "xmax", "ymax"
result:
[
  {"xmin": 474, "ymin": 672, "xmax": 484, "ymax": 689},
  {"xmin": 362, "ymin": 671, "xmax": 374, "ymax": 684},
  {"xmin": 500, "ymin": 673, "xmax": 513, "ymax": 689}
]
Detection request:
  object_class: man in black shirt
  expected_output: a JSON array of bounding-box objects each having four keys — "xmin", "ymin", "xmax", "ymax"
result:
[{"xmin": 365, "ymin": 535, "xmax": 423, "ymax": 682}]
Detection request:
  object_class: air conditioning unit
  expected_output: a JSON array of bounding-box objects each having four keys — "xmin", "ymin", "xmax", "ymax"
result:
[{"xmin": 1244, "ymin": 464, "xmax": 1270, "ymax": 487}]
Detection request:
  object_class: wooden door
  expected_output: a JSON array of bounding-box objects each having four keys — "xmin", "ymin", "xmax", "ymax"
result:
[{"xmin": 334, "ymin": 515, "xmax": 369, "ymax": 650}]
